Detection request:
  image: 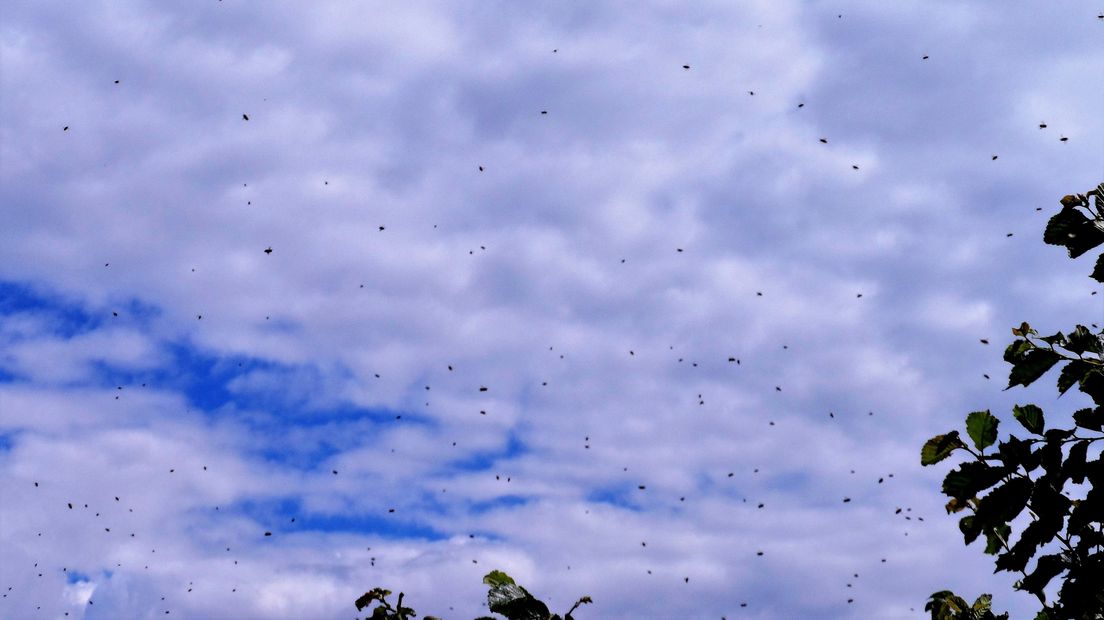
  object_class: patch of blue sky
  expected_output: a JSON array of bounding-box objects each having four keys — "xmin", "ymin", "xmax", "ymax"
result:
[
  {"xmin": 215, "ymin": 497, "xmax": 448, "ymax": 541},
  {"xmin": 2, "ymin": 280, "xmax": 420, "ymax": 468},
  {"xmin": 91, "ymin": 340, "xmax": 422, "ymax": 430},
  {"xmin": 65, "ymin": 570, "xmax": 92, "ymax": 584},
  {"xmin": 585, "ymin": 486, "xmax": 643, "ymax": 512},
  {"xmin": 0, "ymin": 279, "xmax": 159, "ymax": 337},
  {"xmin": 467, "ymin": 494, "xmax": 530, "ymax": 515},
  {"xmin": 443, "ymin": 430, "xmax": 527, "ymax": 473},
  {"xmin": 0, "ymin": 280, "xmax": 100, "ymax": 338},
  {"xmin": 87, "ymin": 347, "xmax": 421, "ymax": 474}
]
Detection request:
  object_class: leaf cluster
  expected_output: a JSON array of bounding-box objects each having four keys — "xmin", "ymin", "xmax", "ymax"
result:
[
  {"xmin": 1044, "ymin": 184, "xmax": 1104, "ymax": 282},
  {"xmin": 354, "ymin": 588, "xmax": 425, "ymax": 620},
  {"xmin": 925, "ymin": 591, "xmax": 1007, "ymax": 620},
  {"xmin": 355, "ymin": 571, "xmax": 592, "ymax": 620},
  {"xmin": 920, "ymin": 183, "xmax": 1104, "ymax": 619}
]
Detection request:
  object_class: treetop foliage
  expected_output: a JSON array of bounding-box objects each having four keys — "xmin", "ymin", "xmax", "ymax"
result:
[
  {"xmin": 922, "ymin": 182, "xmax": 1104, "ymax": 620},
  {"xmin": 355, "ymin": 570, "xmax": 591, "ymax": 620}
]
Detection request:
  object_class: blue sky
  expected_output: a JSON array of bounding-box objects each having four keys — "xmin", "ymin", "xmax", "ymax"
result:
[{"xmin": 1, "ymin": 2, "xmax": 1102, "ymax": 618}]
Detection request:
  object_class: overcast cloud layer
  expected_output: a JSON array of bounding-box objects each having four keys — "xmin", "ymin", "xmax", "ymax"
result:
[{"xmin": 1, "ymin": 2, "xmax": 1102, "ymax": 618}]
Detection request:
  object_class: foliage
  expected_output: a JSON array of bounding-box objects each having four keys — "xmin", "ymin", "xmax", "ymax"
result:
[
  {"xmin": 921, "ymin": 183, "xmax": 1104, "ymax": 619},
  {"xmin": 925, "ymin": 591, "xmax": 1008, "ymax": 620},
  {"xmin": 355, "ymin": 570, "xmax": 592, "ymax": 620},
  {"xmin": 354, "ymin": 588, "xmax": 427, "ymax": 620}
]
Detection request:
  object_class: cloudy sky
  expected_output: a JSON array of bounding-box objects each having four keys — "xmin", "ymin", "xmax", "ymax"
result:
[{"xmin": 1, "ymin": 2, "xmax": 1102, "ymax": 618}]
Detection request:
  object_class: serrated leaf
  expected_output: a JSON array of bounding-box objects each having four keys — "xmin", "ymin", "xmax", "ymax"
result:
[
  {"xmin": 1030, "ymin": 474, "xmax": 1073, "ymax": 521},
  {"xmin": 1003, "ymin": 338, "xmax": 1033, "ymax": 363},
  {"xmin": 1036, "ymin": 332, "xmax": 1067, "ymax": 346},
  {"xmin": 1079, "ymin": 369, "xmax": 1104, "ymax": 406},
  {"xmin": 1063, "ymin": 441, "xmax": 1090, "ymax": 484},
  {"xmin": 355, "ymin": 589, "xmax": 392, "ymax": 612},
  {"xmin": 1044, "ymin": 203, "xmax": 1104, "ymax": 258},
  {"xmin": 972, "ymin": 593, "xmax": 993, "ymax": 611},
  {"xmin": 1018, "ymin": 554, "xmax": 1066, "ymax": 596},
  {"xmin": 966, "ymin": 410, "xmax": 1000, "ymax": 451},
  {"xmin": 1066, "ymin": 325, "xmax": 1103, "ymax": 354},
  {"xmin": 922, "ymin": 431, "xmax": 965, "ymax": 466},
  {"xmin": 960, "ymin": 514, "xmax": 982, "ymax": 545},
  {"xmin": 1057, "ymin": 360, "xmax": 1093, "ymax": 396},
  {"xmin": 1035, "ymin": 439, "xmax": 1067, "ymax": 491},
  {"xmin": 1007, "ymin": 507, "xmax": 1061, "ymax": 563},
  {"xmin": 1069, "ymin": 488, "xmax": 1103, "ymax": 533},
  {"xmin": 974, "ymin": 478, "xmax": 1033, "ymax": 527},
  {"xmin": 984, "ymin": 524, "xmax": 1011, "ymax": 555},
  {"xmin": 487, "ymin": 583, "xmax": 552, "ymax": 620},
  {"xmin": 1006, "ymin": 350, "xmax": 1062, "ymax": 389},
  {"xmin": 1092, "ymin": 253, "xmax": 1104, "ymax": 283},
  {"xmin": 925, "ymin": 591, "xmax": 970, "ymax": 616},
  {"xmin": 1072, "ymin": 407, "xmax": 1103, "ymax": 431},
  {"xmin": 1012, "ymin": 404, "xmax": 1045, "ymax": 435},
  {"xmin": 943, "ymin": 461, "xmax": 1006, "ymax": 500},
  {"xmin": 995, "ymin": 435, "xmax": 1033, "ymax": 471}
]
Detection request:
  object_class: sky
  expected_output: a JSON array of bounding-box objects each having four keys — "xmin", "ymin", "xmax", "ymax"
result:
[{"xmin": 1, "ymin": 1, "xmax": 1102, "ymax": 618}]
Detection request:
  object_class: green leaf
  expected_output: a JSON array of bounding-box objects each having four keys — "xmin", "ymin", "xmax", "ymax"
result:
[
  {"xmin": 483, "ymin": 570, "xmax": 517, "ymax": 588},
  {"xmin": 1064, "ymin": 325, "xmax": 1103, "ymax": 355},
  {"xmin": 974, "ymin": 477, "xmax": 1033, "ymax": 527},
  {"xmin": 483, "ymin": 571, "xmax": 554, "ymax": 620},
  {"xmin": 995, "ymin": 435, "xmax": 1035, "ymax": 471},
  {"xmin": 1003, "ymin": 338, "xmax": 1033, "ymax": 362},
  {"xmin": 1029, "ymin": 474, "xmax": 1072, "ymax": 521},
  {"xmin": 925, "ymin": 591, "xmax": 970, "ymax": 617},
  {"xmin": 1018, "ymin": 554, "xmax": 1066, "ymax": 596},
  {"xmin": 1057, "ymin": 360, "xmax": 1093, "ymax": 396},
  {"xmin": 1036, "ymin": 332, "xmax": 1067, "ymax": 347},
  {"xmin": 1044, "ymin": 203, "xmax": 1104, "ymax": 258},
  {"xmin": 355, "ymin": 589, "xmax": 393, "ymax": 612},
  {"xmin": 1063, "ymin": 440, "xmax": 1090, "ymax": 484},
  {"xmin": 942, "ymin": 462, "xmax": 1007, "ymax": 501},
  {"xmin": 996, "ymin": 510, "xmax": 1060, "ymax": 574},
  {"xmin": 960, "ymin": 515, "xmax": 982, "ymax": 545},
  {"xmin": 1012, "ymin": 404, "xmax": 1045, "ymax": 435},
  {"xmin": 922, "ymin": 431, "xmax": 965, "ymax": 466},
  {"xmin": 966, "ymin": 410, "xmax": 999, "ymax": 451},
  {"xmin": 1072, "ymin": 407, "xmax": 1103, "ymax": 431},
  {"xmin": 1069, "ymin": 488, "xmax": 1103, "ymax": 533},
  {"xmin": 972, "ymin": 593, "xmax": 993, "ymax": 612},
  {"xmin": 487, "ymin": 583, "xmax": 552, "ymax": 620},
  {"xmin": 1078, "ymin": 369, "xmax": 1104, "ymax": 406},
  {"xmin": 1006, "ymin": 350, "xmax": 1062, "ymax": 389},
  {"xmin": 984, "ymin": 524, "xmax": 1011, "ymax": 555},
  {"xmin": 1091, "ymin": 253, "xmax": 1104, "ymax": 283}
]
